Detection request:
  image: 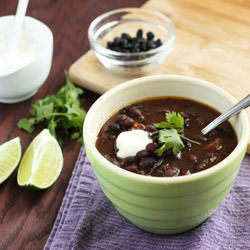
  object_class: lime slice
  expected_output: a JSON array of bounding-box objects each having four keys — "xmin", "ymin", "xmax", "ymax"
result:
[
  {"xmin": 17, "ymin": 129, "xmax": 63, "ymax": 189},
  {"xmin": 0, "ymin": 137, "xmax": 22, "ymax": 184}
]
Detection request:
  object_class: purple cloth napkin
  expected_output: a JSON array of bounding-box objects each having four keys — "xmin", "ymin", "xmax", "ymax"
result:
[{"xmin": 44, "ymin": 146, "xmax": 250, "ymax": 250}]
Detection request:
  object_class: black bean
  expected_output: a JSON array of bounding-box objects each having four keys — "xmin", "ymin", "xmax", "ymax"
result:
[
  {"xmin": 117, "ymin": 114, "xmax": 134, "ymax": 128},
  {"xmin": 108, "ymin": 123, "xmax": 120, "ymax": 133},
  {"xmin": 136, "ymin": 149, "xmax": 151, "ymax": 159},
  {"xmin": 121, "ymin": 33, "xmax": 131, "ymax": 41},
  {"xmin": 124, "ymin": 164, "xmax": 137, "ymax": 172},
  {"xmin": 155, "ymin": 38, "xmax": 162, "ymax": 47},
  {"xmin": 140, "ymin": 42, "xmax": 147, "ymax": 51},
  {"xmin": 136, "ymin": 29, "xmax": 143, "ymax": 38},
  {"xmin": 152, "ymin": 134, "xmax": 159, "ymax": 142},
  {"xmin": 153, "ymin": 169, "xmax": 164, "ymax": 177},
  {"xmin": 147, "ymin": 40, "xmax": 156, "ymax": 49},
  {"xmin": 139, "ymin": 157, "xmax": 156, "ymax": 169},
  {"xmin": 128, "ymin": 106, "xmax": 143, "ymax": 117},
  {"xmin": 146, "ymin": 142, "xmax": 158, "ymax": 153},
  {"xmin": 165, "ymin": 167, "xmax": 180, "ymax": 177},
  {"xmin": 123, "ymin": 156, "xmax": 137, "ymax": 165},
  {"xmin": 146, "ymin": 31, "xmax": 155, "ymax": 40},
  {"xmin": 107, "ymin": 41, "xmax": 113, "ymax": 49},
  {"xmin": 131, "ymin": 47, "xmax": 140, "ymax": 53},
  {"xmin": 114, "ymin": 37, "xmax": 121, "ymax": 45},
  {"xmin": 149, "ymin": 157, "xmax": 164, "ymax": 174},
  {"xmin": 123, "ymin": 117, "xmax": 134, "ymax": 127},
  {"xmin": 145, "ymin": 125, "xmax": 157, "ymax": 132}
]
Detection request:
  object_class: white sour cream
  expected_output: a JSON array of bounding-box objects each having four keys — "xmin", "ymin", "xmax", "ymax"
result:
[
  {"xmin": 116, "ymin": 129, "xmax": 153, "ymax": 158},
  {"xmin": 0, "ymin": 35, "xmax": 38, "ymax": 76}
]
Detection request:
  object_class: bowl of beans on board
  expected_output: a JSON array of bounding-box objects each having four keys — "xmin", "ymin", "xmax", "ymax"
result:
[
  {"xmin": 88, "ymin": 8, "xmax": 175, "ymax": 75},
  {"xmin": 83, "ymin": 75, "xmax": 249, "ymax": 234}
]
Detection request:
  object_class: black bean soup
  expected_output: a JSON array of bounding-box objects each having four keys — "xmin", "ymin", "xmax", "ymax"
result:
[{"xmin": 96, "ymin": 97, "xmax": 237, "ymax": 177}]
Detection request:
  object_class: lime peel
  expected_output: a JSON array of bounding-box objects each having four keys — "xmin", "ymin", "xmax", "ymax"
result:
[
  {"xmin": 0, "ymin": 137, "xmax": 22, "ymax": 184},
  {"xmin": 17, "ymin": 129, "xmax": 63, "ymax": 189}
]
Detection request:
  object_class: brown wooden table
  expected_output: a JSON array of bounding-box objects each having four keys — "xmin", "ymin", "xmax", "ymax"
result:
[{"xmin": 0, "ymin": 1, "xmax": 145, "ymax": 249}]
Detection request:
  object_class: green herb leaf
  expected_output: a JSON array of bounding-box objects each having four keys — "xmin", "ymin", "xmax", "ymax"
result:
[
  {"xmin": 154, "ymin": 111, "xmax": 184, "ymax": 133},
  {"xmin": 155, "ymin": 128, "xmax": 184, "ymax": 156},
  {"xmin": 154, "ymin": 111, "xmax": 200, "ymax": 155},
  {"xmin": 17, "ymin": 71, "xmax": 86, "ymax": 145}
]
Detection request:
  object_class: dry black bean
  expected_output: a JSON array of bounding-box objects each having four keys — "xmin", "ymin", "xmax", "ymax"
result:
[
  {"xmin": 155, "ymin": 38, "xmax": 162, "ymax": 47},
  {"xmin": 136, "ymin": 29, "xmax": 143, "ymax": 38}
]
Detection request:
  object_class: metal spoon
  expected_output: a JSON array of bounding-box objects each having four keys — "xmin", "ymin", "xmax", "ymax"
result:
[{"xmin": 201, "ymin": 94, "xmax": 250, "ymax": 135}]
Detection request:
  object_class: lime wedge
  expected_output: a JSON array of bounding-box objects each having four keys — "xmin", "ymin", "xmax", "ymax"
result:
[
  {"xmin": 17, "ymin": 129, "xmax": 63, "ymax": 189},
  {"xmin": 0, "ymin": 137, "xmax": 22, "ymax": 184}
]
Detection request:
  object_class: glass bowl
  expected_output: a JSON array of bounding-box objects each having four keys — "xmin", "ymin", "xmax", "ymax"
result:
[{"xmin": 88, "ymin": 8, "xmax": 175, "ymax": 76}]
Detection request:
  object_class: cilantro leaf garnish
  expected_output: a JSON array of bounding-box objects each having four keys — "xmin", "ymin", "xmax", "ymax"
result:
[
  {"xmin": 155, "ymin": 128, "xmax": 185, "ymax": 156},
  {"xmin": 17, "ymin": 71, "xmax": 86, "ymax": 145},
  {"xmin": 154, "ymin": 111, "xmax": 184, "ymax": 133},
  {"xmin": 153, "ymin": 111, "xmax": 200, "ymax": 156}
]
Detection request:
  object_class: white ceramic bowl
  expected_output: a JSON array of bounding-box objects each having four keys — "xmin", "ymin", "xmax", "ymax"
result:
[
  {"xmin": 0, "ymin": 15, "xmax": 53, "ymax": 103},
  {"xmin": 83, "ymin": 75, "xmax": 249, "ymax": 234}
]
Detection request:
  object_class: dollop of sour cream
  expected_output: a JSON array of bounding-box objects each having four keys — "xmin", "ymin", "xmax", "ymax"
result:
[{"xmin": 116, "ymin": 129, "xmax": 153, "ymax": 158}]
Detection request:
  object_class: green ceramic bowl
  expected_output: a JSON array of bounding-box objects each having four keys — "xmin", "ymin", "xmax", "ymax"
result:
[{"xmin": 83, "ymin": 75, "xmax": 249, "ymax": 234}]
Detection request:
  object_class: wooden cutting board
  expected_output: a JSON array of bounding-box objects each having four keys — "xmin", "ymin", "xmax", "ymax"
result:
[{"xmin": 69, "ymin": 0, "xmax": 250, "ymax": 153}]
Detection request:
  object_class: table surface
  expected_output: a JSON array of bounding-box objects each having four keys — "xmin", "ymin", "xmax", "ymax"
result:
[{"xmin": 0, "ymin": 1, "xmax": 145, "ymax": 249}]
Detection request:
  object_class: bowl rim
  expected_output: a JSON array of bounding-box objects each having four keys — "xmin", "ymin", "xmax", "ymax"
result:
[
  {"xmin": 83, "ymin": 75, "xmax": 249, "ymax": 184},
  {"xmin": 0, "ymin": 15, "xmax": 53, "ymax": 78},
  {"xmin": 88, "ymin": 7, "xmax": 176, "ymax": 59}
]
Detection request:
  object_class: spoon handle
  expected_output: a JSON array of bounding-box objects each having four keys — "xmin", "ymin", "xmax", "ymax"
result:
[
  {"xmin": 7, "ymin": 0, "xmax": 29, "ymax": 53},
  {"xmin": 201, "ymin": 94, "xmax": 250, "ymax": 135}
]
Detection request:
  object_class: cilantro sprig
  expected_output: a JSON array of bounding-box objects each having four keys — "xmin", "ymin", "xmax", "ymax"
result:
[
  {"xmin": 17, "ymin": 71, "xmax": 86, "ymax": 145},
  {"xmin": 153, "ymin": 111, "xmax": 200, "ymax": 156}
]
